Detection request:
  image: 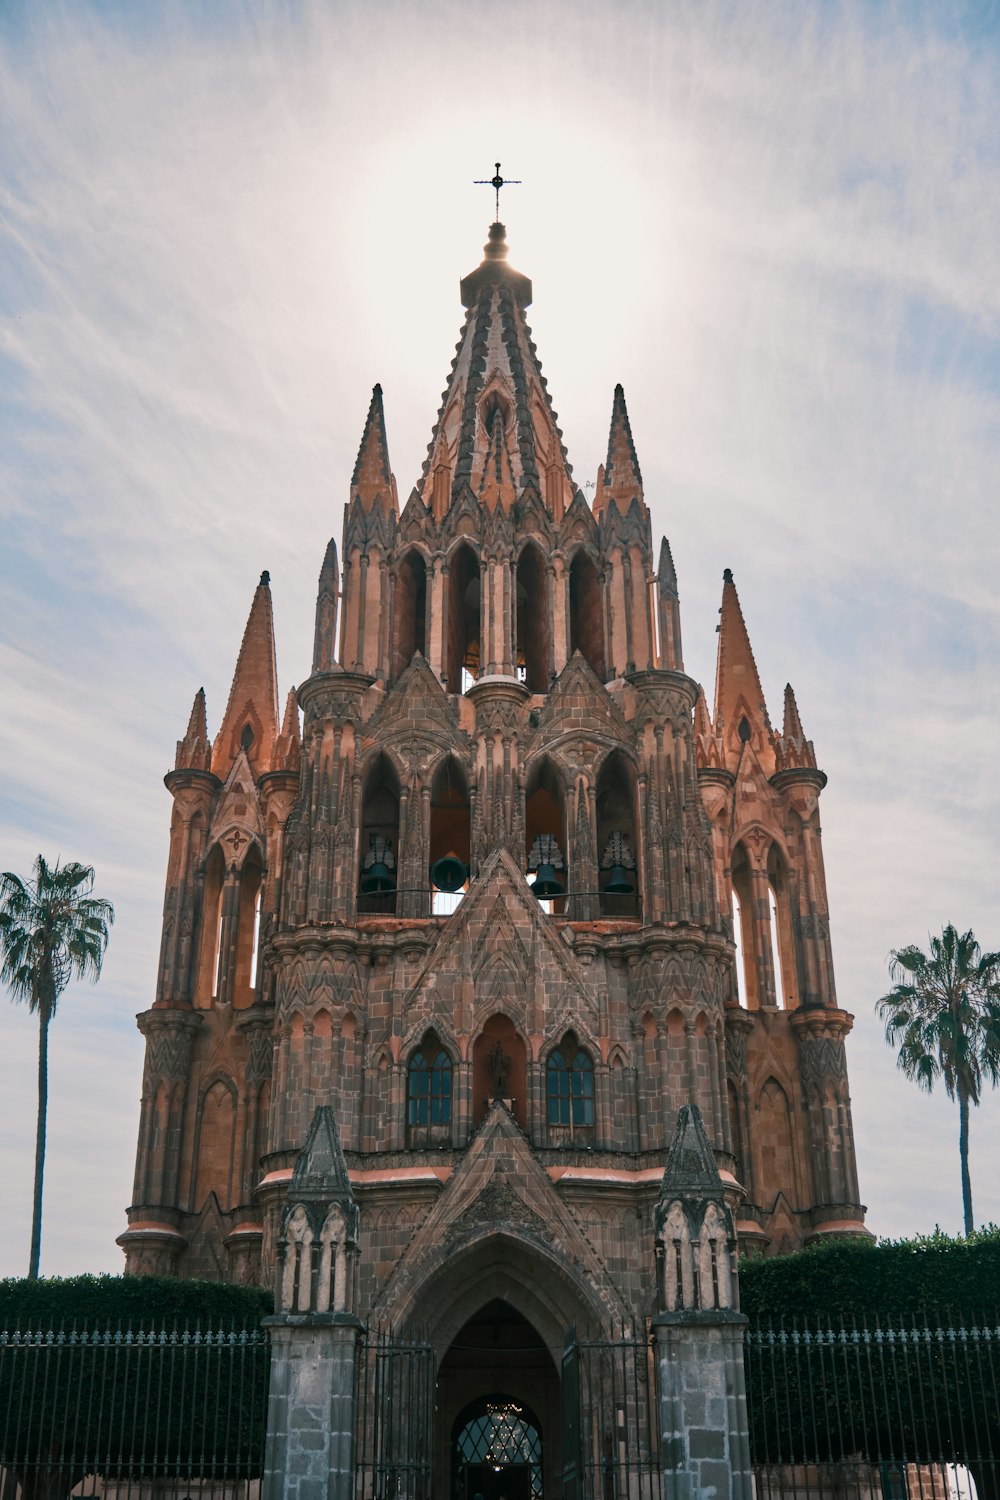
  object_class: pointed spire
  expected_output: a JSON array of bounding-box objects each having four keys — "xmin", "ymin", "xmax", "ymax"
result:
[
  {"xmin": 212, "ymin": 572, "xmax": 280, "ymax": 779},
  {"xmin": 312, "ymin": 537, "xmax": 339, "ymax": 674},
  {"xmin": 657, "ymin": 537, "xmax": 684, "ymax": 672},
  {"xmin": 775, "ymin": 683, "xmax": 818, "ymax": 773},
  {"xmin": 175, "ymin": 687, "xmax": 211, "ymax": 771},
  {"xmin": 713, "ymin": 569, "xmax": 770, "ymax": 770},
  {"xmin": 274, "ymin": 687, "xmax": 302, "ymax": 772},
  {"xmin": 602, "ymin": 384, "xmax": 643, "ymax": 512},
  {"xmin": 290, "ymin": 1105, "xmax": 354, "ymax": 1204},
  {"xmin": 659, "ymin": 1102, "xmax": 723, "ymax": 1198},
  {"xmin": 783, "ymin": 683, "xmax": 805, "ymax": 742},
  {"xmin": 478, "ymin": 409, "xmax": 516, "ymax": 511},
  {"xmin": 417, "ymin": 225, "xmax": 573, "ymax": 521},
  {"xmin": 693, "ymin": 689, "xmax": 713, "ymax": 740},
  {"xmin": 351, "ymin": 384, "xmax": 396, "ymax": 513}
]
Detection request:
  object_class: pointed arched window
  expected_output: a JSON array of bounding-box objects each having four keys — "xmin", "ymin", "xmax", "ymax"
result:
[
  {"xmin": 568, "ymin": 551, "xmax": 605, "ymax": 680},
  {"xmin": 516, "ymin": 543, "xmax": 551, "ymax": 693},
  {"xmin": 445, "ymin": 543, "xmax": 481, "ymax": 693},
  {"xmin": 547, "ymin": 1033, "xmax": 594, "ymax": 1133},
  {"xmin": 407, "ymin": 1033, "xmax": 452, "ymax": 1144},
  {"xmin": 391, "ymin": 549, "xmax": 427, "ymax": 680},
  {"xmin": 359, "ymin": 754, "xmax": 400, "ymax": 915}
]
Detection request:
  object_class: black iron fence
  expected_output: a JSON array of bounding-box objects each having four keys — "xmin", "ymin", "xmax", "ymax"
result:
[
  {"xmin": 745, "ymin": 1317, "xmax": 1000, "ymax": 1500},
  {"xmin": 562, "ymin": 1323, "xmax": 661, "ymax": 1500},
  {"xmin": 0, "ymin": 1323, "xmax": 269, "ymax": 1500},
  {"xmin": 353, "ymin": 1326, "xmax": 434, "ymax": 1500}
]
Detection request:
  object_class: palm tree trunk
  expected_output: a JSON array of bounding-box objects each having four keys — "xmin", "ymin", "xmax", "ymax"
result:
[
  {"xmin": 29, "ymin": 1010, "xmax": 48, "ymax": 1279},
  {"xmin": 958, "ymin": 1083, "xmax": 973, "ymax": 1238}
]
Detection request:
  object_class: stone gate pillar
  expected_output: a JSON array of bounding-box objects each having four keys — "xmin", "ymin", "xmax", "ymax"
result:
[
  {"xmin": 652, "ymin": 1103, "xmax": 752, "ymax": 1500},
  {"xmin": 262, "ymin": 1105, "xmax": 363, "ymax": 1500}
]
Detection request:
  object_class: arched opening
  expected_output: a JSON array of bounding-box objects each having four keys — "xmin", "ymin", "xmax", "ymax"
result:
[
  {"xmin": 233, "ymin": 845, "xmax": 263, "ymax": 1008},
  {"xmin": 446, "ymin": 544, "xmax": 481, "ymax": 693},
  {"xmin": 472, "ymin": 1015, "xmax": 527, "ymax": 1128},
  {"xmin": 767, "ymin": 845, "xmax": 797, "ymax": 1008},
  {"xmin": 359, "ymin": 754, "xmax": 401, "ymax": 914},
  {"xmin": 200, "ymin": 843, "xmax": 225, "ymax": 1006},
  {"xmin": 595, "ymin": 750, "xmax": 639, "ymax": 917},
  {"xmin": 406, "ymin": 1030, "xmax": 453, "ymax": 1147},
  {"xmin": 391, "ymin": 549, "xmax": 428, "ymax": 680},
  {"xmin": 568, "ymin": 552, "xmax": 605, "ymax": 681},
  {"xmin": 546, "ymin": 1031, "xmax": 595, "ymax": 1144},
  {"xmin": 515, "ymin": 544, "xmax": 550, "ymax": 693},
  {"xmin": 430, "ymin": 756, "xmax": 471, "ymax": 916},
  {"xmin": 524, "ymin": 758, "xmax": 567, "ymax": 914},
  {"xmin": 439, "ymin": 1303, "xmax": 555, "ymax": 1500},
  {"xmin": 730, "ymin": 844, "xmax": 765, "ymax": 1009}
]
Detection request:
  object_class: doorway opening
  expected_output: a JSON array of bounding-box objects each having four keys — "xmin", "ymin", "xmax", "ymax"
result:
[
  {"xmin": 438, "ymin": 1301, "xmax": 557, "ymax": 1500},
  {"xmin": 453, "ymin": 1395, "xmax": 542, "ymax": 1500}
]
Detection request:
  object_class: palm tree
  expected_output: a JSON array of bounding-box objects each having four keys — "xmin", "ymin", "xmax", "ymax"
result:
[
  {"xmin": 877, "ymin": 924, "xmax": 1000, "ymax": 1237},
  {"xmin": 0, "ymin": 856, "xmax": 114, "ymax": 1278}
]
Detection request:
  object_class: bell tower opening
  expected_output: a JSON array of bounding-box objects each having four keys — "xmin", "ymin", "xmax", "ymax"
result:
[
  {"xmin": 437, "ymin": 1301, "xmax": 556, "ymax": 1500},
  {"xmin": 515, "ymin": 543, "xmax": 550, "ymax": 693},
  {"xmin": 391, "ymin": 548, "xmax": 427, "ymax": 680},
  {"xmin": 359, "ymin": 753, "xmax": 400, "ymax": 914},
  {"xmin": 446, "ymin": 543, "xmax": 481, "ymax": 692},
  {"xmin": 595, "ymin": 750, "xmax": 638, "ymax": 917},
  {"xmin": 568, "ymin": 551, "xmax": 605, "ymax": 681},
  {"xmin": 430, "ymin": 755, "xmax": 471, "ymax": 914}
]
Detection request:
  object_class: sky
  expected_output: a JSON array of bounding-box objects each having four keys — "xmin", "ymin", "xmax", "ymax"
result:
[{"xmin": 0, "ymin": 0, "xmax": 998, "ymax": 1279}]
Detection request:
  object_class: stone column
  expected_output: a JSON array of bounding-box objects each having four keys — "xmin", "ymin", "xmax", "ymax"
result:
[
  {"xmin": 653, "ymin": 1102, "xmax": 753, "ymax": 1500},
  {"xmin": 653, "ymin": 1309, "xmax": 751, "ymax": 1500},
  {"xmin": 262, "ymin": 1312, "xmax": 364, "ymax": 1500},
  {"xmin": 262, "ymin": 1105, "xmax": 363, "ymax": 1500}
]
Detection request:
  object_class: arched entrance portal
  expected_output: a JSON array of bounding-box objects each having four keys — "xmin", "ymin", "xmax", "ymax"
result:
[
  {"xmin": 436, "ymin": 1301, "xmax": 559, "ymax": 1500},
  {"xmin": 453, "ymin": 1394, "xmax": 542, "ymax": 1500}
]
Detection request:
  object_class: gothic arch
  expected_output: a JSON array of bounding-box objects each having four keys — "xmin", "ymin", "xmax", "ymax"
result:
[
  {"xmin": 192, "ymin": 1075, "xmax": 238, "ymax": 1212},
  {"xmin": 515, "ymin": 540, "xmax": 551, "ymax": 693},
  {"xmin": 445, "ymin": 541, "xmax": 481, "ymax": 692},
  {"xmin": 595, "ymin": 748, "xmax": 639, "ymax": 914},
  {"xmin": 567, "ymin": 548, "xmax": 606, "ymax": 681},
  {"xmin": 380, "ymin": 1228, "xmax": 619, "ymax": 1354},
  {"xmin": 359, "ymin": 751, "xmax": 401, "ymax": 913},
  {"xmin": 390, "ymin": 546, "xmax": 429, "ymax": 680}
]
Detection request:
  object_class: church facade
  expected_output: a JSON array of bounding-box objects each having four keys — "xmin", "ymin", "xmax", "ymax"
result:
[{"xmin": 120, "ymin": 220, "xmax": 866, "ymax": 1483}]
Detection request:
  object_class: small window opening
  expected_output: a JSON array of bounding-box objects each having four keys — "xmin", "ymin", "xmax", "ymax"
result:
[
  {"xmin": 430, "ymin": 756, "xmax": 470, "ymax": 917},
  {"xmin": 737, "ymin": 716, "xmax": 751, "ymax": 744},
  {"xmin": 240, "ymin": 723, "xmax": 255, "ymax": 751},
  {"xmin": 568, "ymin": 552, "xmax": 605, "ymax": 680},
  {"xmin": 547, "ymin": 1032, "xmax": 595, "ymax": 1135},
  {"xmin": 446, "ymin": 545, "xmax": 481, "ymax": 693},
  {"xmin": 249, "ymin": 887, "xmax": 262, "ymax": 988},
  {"xmin": 515, "ymin": 544, "xmax": 550, "ymax": 693}
]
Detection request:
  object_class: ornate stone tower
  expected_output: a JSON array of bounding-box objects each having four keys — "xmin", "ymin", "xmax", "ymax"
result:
[{"xmin": 121, "ymin": 220, "xmax": 866, "ymax": 1478}]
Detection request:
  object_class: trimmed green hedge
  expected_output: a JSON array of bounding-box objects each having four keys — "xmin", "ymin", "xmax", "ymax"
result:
[
  {"xmin": 740, "ymin": 1226, "xmax": 1000, "ymax": 1325},
  {"xmin": 0, "ymin": 1273, "xmax": 271, "ymax": 1330}
]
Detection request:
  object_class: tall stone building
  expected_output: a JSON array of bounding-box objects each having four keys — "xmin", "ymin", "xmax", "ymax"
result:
[{"xmin": 121, "ymin": 220, "xmax": 866, "ymax": 1484}]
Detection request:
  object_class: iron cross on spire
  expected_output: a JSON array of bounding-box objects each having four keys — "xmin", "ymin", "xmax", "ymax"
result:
[{"xmin": 474, "ymin": 161, "xmax": 521, "ymax": 220}]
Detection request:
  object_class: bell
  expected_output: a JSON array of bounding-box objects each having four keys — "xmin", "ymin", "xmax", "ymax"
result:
[
  {"xmin": 603, "ymin": 865, "xmax": 635, "ymax": 895},
  {"xmin": 430, "ymin": 855, "xmax": 468, "ymax": 893},
  {"xmin": 531, "ymin": 864, "xmax": 566, "ymax": 898},
  {"xmin": 361, "ymin": 861, "xmax": 395, "ymax": 895}
]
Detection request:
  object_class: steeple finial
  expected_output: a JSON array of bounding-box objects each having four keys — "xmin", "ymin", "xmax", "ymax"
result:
[
  {"xmin": 175, "ymin": 686, "xmax": 211, "ymax": 771},
  {"xmin": 312, "ymin": 537, "xmax": 340, "ymax": 674},
  {"xmin": 351, "ymin": 384, "xmax": 396, "ymax": 513},
  {"xmin": 602, "ymin": 384, "xmax": 644, "ymax": 511},
  {"xmin": 473, "ymin": 161, "xmax": 521, "ymax": 221},
  {"xmin": 212, "ymin": 573, "xmax": 281, "ymax": 778},
  {"xmin": 713, "ymin": 568, "xmax": 771, "ymax": 772}
]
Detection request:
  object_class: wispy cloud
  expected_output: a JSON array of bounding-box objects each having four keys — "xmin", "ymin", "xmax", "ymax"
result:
[{"xmin": 1, "ymin": 0, "xmax": 998, "ymax": 1273}]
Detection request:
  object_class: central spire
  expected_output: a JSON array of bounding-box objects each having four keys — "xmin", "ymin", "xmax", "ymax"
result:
[{"xmin": 417, "ymin": 223, "xmax": 575, "ymax": 521}]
